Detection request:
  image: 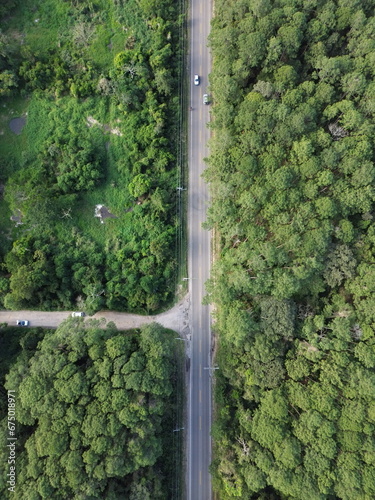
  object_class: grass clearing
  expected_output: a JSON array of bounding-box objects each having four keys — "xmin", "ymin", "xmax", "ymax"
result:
[{"xmin": 0, "ymin": 92, "xmax": 135, "ymax": 249}]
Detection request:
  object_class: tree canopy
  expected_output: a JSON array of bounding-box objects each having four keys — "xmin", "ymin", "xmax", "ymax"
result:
[
  {"xmin": 0, "ymin": 321, "xmax": 180, "ymax": 499},
  {"xmin": 208, "ymin": 1, "xmax": 375, "ymax": 499}
]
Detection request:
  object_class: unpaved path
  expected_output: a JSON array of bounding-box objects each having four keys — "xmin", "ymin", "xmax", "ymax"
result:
[{"xmin": 0, "ymin": 294, "xmax": 190, "ymax": 335}]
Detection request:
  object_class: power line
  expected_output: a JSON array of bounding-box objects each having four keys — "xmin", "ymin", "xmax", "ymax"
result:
[{"xmin": 173, "ymin": 0, "xmax": 187, "ymax": 497}]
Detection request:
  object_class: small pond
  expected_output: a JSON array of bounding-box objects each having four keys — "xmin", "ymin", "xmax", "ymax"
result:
[{"xmin": 9, "ymin": 116, "xmax": 26, "ymax": 135}]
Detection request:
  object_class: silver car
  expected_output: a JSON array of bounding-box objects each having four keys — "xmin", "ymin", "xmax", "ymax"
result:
[{"xmin": 16, "ymin": 320, "xmax": 29, "ymax": 326}]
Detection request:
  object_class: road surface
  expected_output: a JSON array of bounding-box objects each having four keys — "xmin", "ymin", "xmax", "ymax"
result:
[
  {"xmin": 187, "ymin": 0, "xmax": 212, "ymax": 497},
  {"xmin": 0, "ymin": 295, "xmax": 190, "ymax": 334}
]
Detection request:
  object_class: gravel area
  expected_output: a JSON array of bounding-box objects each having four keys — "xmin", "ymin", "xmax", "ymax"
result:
[{"xmin": 0, "ymin": 294, "xmax": 190, "ymax": 335}]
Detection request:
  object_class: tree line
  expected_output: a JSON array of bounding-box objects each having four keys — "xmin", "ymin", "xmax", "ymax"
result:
[
  {"xmin": 207, "ymin": 1, "xmax": 375, "ymax": 498},
  {"xmin": 0, "ymin": 321, "xmax": 181, "ymax": 499}
]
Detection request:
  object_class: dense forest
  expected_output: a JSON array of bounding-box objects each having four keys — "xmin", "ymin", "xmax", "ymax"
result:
[
  {"xmin": 0, "ymin": 321, "xmax": 183, "ymax": 498},
  {"xmin": 0, "ymin": 0, "xmax": 185, "ymax": 313},
  {"xmin": 207, "ymin": 1, "xmax": 375, "ymax": 499}
]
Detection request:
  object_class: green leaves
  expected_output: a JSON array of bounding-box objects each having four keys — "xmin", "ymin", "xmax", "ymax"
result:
[
  {"xmin": 209, "ymin": 1, "xmax": 375, "ymax": 498},
  {"xmin": 128, "ymin": 173, "xmax": 151, "ymax": 199},
  {"xmin": 3, "ymin": 321, "xmax": 178, "ymax": 498}
]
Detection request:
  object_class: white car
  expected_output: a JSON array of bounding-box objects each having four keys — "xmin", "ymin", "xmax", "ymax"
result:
[
  {"xmin": 71, "ymin": 312, "xmax": 85, "ymax": 317},
  {"xmin": 16, "ymin": 320, "xmax": 29, "ymax": 326},
  {"xmin": 203, "ymin": 93, "xmax": 209, "ymax": 105},
  {"xmin": 194, "ymin": 74, "xmax": 200, "ymax": 85}
]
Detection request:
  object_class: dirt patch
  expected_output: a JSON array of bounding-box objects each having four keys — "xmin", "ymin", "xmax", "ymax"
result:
[
  {"xmin": 155, "ymin": 294, "xmax": 191, "ymax": 337},
  {"xmin": 94, "ymin": 204, "xmax": 117, "ymax": 223},
  {"xmin": 86, "ymin": 116, "xmax": 123, "ymax": 136},
  {"xmin": 0, "ymin": 294, "xmax": 191, "ymax": 334}
]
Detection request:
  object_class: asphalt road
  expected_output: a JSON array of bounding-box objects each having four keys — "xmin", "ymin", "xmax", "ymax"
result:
[{"xmin": 187, "ymin": 0, "xmax": 212, "ymax": 497}]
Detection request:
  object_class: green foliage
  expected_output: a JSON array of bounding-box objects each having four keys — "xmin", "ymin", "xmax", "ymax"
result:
[
  {"xmin": 209, "ymin": 1, "xmax": 375, "ymax": 499},
  {"xmin": 43, "ymin": 135, "xmax": 104, "ymax": 194},
  {"xmin": 1, "ymin": 321, "xmax": 179, "ymax": 498},
  {"xmin": 0, "ymin": 0, "xmax": 183, "ymax": 313},
  {"xmin": 0, "ymin": 0, "xmax": 18, "ymax": 18},
  {"xmin": 0, "ymin": 70, "xmax": 17, "ymax": 96},
  {"xmin": 3, "ymin": 228, "xmax": 104, "ymax": 310},
  {"xmin": 128, "ymin": 173, "xmax": 152, "ymax": 199}
]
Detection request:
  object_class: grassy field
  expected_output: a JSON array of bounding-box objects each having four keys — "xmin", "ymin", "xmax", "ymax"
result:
[
  {"xmin": 0, "ymin": 93, "xmax": 132, "ymax": 248},
  {"xmin": 2, "ymin": 0, "xmax": 126, "ymax": 68}
]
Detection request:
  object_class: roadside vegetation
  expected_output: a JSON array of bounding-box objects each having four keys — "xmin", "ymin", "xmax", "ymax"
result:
[
  {"xmin": 207, "ymin": 1, "xmax": 375, "ymax": 499},
  {"xmin": 0, "ymin": 321, "xmax": 182, "ymax": 498},
  {"xmin": 0, "ymin": 0, "xmax": 185, "ymax": 314}
]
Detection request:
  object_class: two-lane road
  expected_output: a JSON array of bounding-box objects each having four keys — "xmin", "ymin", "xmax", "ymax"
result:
[{"xmin": 188, "ymin": 0, "xmax": 212, "ymax": 498}]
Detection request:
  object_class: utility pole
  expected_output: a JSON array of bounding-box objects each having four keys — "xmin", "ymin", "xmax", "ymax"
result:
[{"xmin": 204, "ymin": 366, "xmax": 219, "ymax": 377}]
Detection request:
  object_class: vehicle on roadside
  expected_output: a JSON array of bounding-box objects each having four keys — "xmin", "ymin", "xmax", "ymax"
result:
[
  {"xmin": 16, "ymin": 320, "xmax": 29, "ymax": 326},
  {"xmin": 71, "ymin": 312, "xmax": 85, "ymax": 317},
  {"xmin": 203, "ymin": 93, "xmax": 209, "ymax": 104},
  {"xmin": 194, "ymin": 74, "xmax": 200, "ymax": 85}
]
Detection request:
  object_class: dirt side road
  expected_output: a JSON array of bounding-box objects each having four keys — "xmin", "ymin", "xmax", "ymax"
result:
[{"xmin": 0, "ymin": 294, "xmax": 190, "ymax": 335}]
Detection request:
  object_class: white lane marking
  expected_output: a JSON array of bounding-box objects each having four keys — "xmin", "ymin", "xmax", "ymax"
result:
[{"xmin": 200, "ymin": 389, "xmax": 202, "ymax": 403}]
